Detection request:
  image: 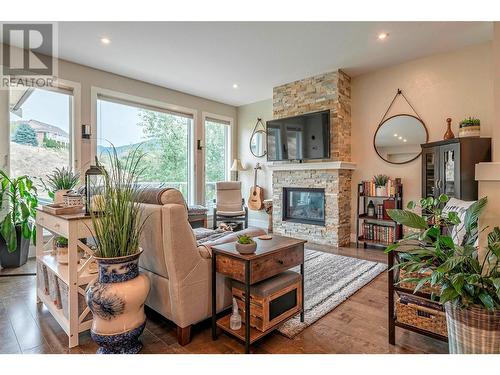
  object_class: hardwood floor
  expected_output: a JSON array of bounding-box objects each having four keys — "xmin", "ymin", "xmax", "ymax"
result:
[{"xmin": 0, "ymin": 245, "xmax": 448, "ymax": 354}]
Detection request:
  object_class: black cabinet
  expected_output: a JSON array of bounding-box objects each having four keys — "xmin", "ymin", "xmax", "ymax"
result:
[{"xmin": 421, "ymin": 138, "xmax": 491, "ymax": 201}]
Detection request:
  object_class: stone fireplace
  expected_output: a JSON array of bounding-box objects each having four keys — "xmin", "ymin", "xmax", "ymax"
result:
[
  {"xmin": 271, "ymin": 163, "xmax": 353, "ymax": 246},
  {"xmin": 270, "ymin": 69, "xmax": 353, "ymax": 247}
]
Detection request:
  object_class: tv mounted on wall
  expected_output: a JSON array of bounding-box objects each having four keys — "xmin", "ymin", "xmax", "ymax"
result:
[{"xmin": 266, "ymin": 110, "xmax": 330, "ymax": 161}]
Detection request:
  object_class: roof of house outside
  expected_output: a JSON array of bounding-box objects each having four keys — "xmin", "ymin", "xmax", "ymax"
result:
[{"xmin": 11, "ymin": 119, "xmax": 69, "ymax": 138}]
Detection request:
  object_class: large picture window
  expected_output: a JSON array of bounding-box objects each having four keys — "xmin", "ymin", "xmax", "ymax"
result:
[
  {"xmin": 204, "ymin": 116, "xmax": 231, "ymax": 208},
  {"xmin": 9, "ymin": 87, "xmax": 73, "ymax": 201},
  {"xmin": 96, "ymin": 95, "xmax": 194, "ymax": 202}
]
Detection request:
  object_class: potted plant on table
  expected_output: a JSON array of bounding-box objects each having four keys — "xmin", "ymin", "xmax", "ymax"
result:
[
  {"xmin": 85, "ymin": 146, "xmax": 150, "ymax": 354},
  {"xmin": 235, "ymin": 234, "xmax": 257, "ymax": 254},
  {"xmin": 55, "ymin": 236, "xmax": 68, "ymax": 264},
  {"xmin": 0, "ymin": 170, "xmax": 38, "ymax": 268},
  {"xmin": 386, "ymin": 195, "xmax": 500, "ymax": 353},
  {"xmin": 459, "ymin": 117, "xmax": 481, "ymax": 138},
  {"xmin": 373, "ymin": 174, "xmax": 389, "ymax": 197},
  {"xmin": 44, "ymin": 167, "xmax": 80, "ymax": 204}
]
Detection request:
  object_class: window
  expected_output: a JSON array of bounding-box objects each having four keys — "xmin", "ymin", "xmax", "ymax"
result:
[
  {"xmin": 9, "ymin": 87, "xmax": 73, "ymax": 201},
  {"xmin": 96, "ymin": 95, "xmax": 194, "ymax": 203},
  {"xmin": 204, "ymin": 117, "xmax": 231, "ymax": 208}
]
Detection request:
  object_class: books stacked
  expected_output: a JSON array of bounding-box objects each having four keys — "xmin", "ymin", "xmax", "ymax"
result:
[
  {"xmin": 360, "ymin": 178, "xmax": 401, "ymax": 197},
  {"xmin": 363, "ymin": 223, "xmax": 395, "ymax": 244}
]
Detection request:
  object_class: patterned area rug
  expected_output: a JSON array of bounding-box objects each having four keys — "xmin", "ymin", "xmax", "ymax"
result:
[{"xmin": 277, "ymin": 249, "xmax": 386, "ymax": 338}]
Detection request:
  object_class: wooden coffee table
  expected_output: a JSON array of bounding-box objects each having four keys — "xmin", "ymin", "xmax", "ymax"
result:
[{"xmin": 211, "ymin": 235, "xmax": 306, "ymax": 353}]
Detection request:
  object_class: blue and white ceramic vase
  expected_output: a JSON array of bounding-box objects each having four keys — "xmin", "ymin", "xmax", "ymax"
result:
[{"xmin": 86, "ymin": 250, "xmax": 150, "ymax": 354}]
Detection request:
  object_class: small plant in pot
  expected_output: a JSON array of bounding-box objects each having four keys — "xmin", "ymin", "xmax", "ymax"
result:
[
  {"xmin": 386, "ymin": 195, "xmax": 500, "ymax": 354},
  {"xmin": 0, "ymin": 170, "xmax": 38, "ymax": 268},
  {"xmin": 85, "ymin": 145, "xmax": 150, "ymax": 354},
  {"xmin": 459, "ymin": 116, "xmax": 481, "ymax": 138},
  {"xmin": 43, "ymin": 167, "xmax": 80, "ymax": 204},
  {"xmin": 373, "ymin": 174, "xmax": 389, "ymax": 196},
  {"xmin": 55, "ymin": 236, "xmax": 68, "ymax": 265},
  {"xmin": 235, "ymin": 234, "xmax": 257, "ymax": 254}
]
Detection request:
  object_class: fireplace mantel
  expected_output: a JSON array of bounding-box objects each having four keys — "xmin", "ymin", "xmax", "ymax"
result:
[{"xmin": 267, "ymin": 161, "xmax": 356, "ymax": 171}]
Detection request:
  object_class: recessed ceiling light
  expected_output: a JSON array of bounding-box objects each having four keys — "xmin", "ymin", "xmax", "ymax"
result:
[
  {"xmin": 393, "ymin": 133, "xmax": 398, "ymax": 137},
  {"xmin": 232, "ymin": 83, "xmax": 238, "ymax": 89},
  {"xmin": 398, "ymin": 136, "xmax": 402, "ymax": 140},
  {"xmin": 378, "ymin": 33, "xmax": 389, "ymax": 40},
  {"xmin": 403, "ymin": 139, "xmax": 407, "ymax": 142},
  {"xmin": 100, "ymin": 37, "xmax": 111, "ymax": 45}
]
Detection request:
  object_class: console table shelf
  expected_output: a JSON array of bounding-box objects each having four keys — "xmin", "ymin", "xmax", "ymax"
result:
[{"xmin": 35, "ymin": 208, "xmax": 97, "ymax": 348}]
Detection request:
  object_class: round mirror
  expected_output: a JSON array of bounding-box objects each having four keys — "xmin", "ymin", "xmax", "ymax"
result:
[
  {"xmin": 250, "ymin": 130, "xmax": 267, "ymax": 158},
  {"xmin": 374, "ymin": 114, "xmax": 428, "ymax": 164}
]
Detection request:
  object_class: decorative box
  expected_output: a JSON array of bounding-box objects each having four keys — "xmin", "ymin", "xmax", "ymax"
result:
[{"xmin": 232, "ymin": 270, "xmax": 302, "ymax": 332}]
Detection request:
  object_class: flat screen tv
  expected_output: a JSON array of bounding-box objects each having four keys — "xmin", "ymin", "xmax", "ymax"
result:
[{"xmin": 266, "ymin": 110, "xmax": 330, "ymax": 161}]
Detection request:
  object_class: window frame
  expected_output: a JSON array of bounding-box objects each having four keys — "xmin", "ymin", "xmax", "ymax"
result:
[
  {"xmin": 202, "ymin": 112, "xmax": 233, "ymax": 208},
  {"xmin": 91, "ymin": 87, "xmax": 197, "ymax": 205}
]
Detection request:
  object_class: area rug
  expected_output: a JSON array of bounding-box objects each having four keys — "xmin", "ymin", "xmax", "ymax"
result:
[{"xmin": 277, "ymin": 250, "xmax": 386, "ymax": 338}]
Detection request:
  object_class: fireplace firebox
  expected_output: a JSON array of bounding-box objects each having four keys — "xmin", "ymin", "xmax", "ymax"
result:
[{"xmin": 282, "ymin": 187, "xmax": 325, "ymax": 226}]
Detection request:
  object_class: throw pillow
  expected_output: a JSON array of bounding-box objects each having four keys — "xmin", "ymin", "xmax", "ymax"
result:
[{"xmin": 442, "ymin": 197, "xmax": 475, "ymax": 246}]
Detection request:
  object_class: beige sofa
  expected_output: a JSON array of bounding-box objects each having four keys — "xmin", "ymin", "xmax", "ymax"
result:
[{"xmin": 136, "ymin": 188, "xmax": 265, "ymax": 345}]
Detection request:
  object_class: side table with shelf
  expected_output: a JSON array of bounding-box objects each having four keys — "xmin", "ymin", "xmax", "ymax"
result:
[
  {"xmin": 388, "ymin": 250, "xmax": 448, "ymax": 345},
  {"xmin": 211, "ymin": 235, "xmax": 306, "ymax": 354},
  {"xmin": 35, "ymin": 208, "xmax": 97, "ymax": 348}
]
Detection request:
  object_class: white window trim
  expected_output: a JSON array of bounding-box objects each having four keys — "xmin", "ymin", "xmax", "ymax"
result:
[
  {"xmin": 201, "ymin": 111, "xmax": 233, "ymax": 206},
  {"xmin": 90, "ymin": 87, "xmax": 197, "ymax": 205}
]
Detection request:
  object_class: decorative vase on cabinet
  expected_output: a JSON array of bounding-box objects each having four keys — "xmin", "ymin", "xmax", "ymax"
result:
[{"xmin": 86, "ymin": 250, "xmax": 150, "ymax": 354}]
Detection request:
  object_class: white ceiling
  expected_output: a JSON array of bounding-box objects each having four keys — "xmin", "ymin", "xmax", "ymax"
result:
[{"xmin": 53, "ymin": 22, "xmax": 491, "ymax": 106}]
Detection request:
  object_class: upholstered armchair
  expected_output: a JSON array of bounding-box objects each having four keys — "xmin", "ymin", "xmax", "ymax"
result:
[
  {"xmin": 213, "ymin": 181, "xmax": 248, "ymax": 229},
  {"xmin": 136, "ymin": 187, "xmax": 264, "ymax": 345}
]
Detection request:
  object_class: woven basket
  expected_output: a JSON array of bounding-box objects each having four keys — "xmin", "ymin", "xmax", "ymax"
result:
[
  {"xmin": 396, "ymin": 294, "xmax": 447, "ymax": 337},
  {"xmin": 445, "ymin": 302, "xmax": 500, "ymax": 354},
  {"xmin": 399, "ymin": 269, "xmax": 441, "ymax": 295}
]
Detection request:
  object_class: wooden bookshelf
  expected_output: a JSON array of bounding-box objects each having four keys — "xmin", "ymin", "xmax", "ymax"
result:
[{"xmin": 355, "ymin": 180, "xmax": 403, "ymax": 249}]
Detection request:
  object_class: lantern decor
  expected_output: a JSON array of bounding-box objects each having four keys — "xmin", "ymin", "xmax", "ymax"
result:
[{"xmin": 85, "ymin": 156, "xmax": 105, "ymax": 215}]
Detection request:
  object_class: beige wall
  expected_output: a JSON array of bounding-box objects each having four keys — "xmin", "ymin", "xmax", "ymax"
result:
[
  {"xmin": 350, "ymin": 42, "xmax": 493, "ymax": 238},
  {"xmin": 238, "ymin": 43, "xmax": 494, "ymax": 234},
  {"xmin": 236, "ymin": 99, "xmax": 273, "ymax": 227}
]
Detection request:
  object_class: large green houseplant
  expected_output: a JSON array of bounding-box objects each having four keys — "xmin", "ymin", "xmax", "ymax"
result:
[
  {"xmin": 85, "ymin": 145, "xmax": 150, "ymax": 354},
  {"xmin": 386, "ymin": 195, "xmax": 499, "ymax": 353},
  {"xmin": 0, "ymin": 170, "xmax": 38, "ymax": 268}
]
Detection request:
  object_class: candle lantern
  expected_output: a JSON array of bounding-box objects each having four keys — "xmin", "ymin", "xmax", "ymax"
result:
[{"xmin": 85, "ymin": 157, "xmax": 105, "ymax": 215}]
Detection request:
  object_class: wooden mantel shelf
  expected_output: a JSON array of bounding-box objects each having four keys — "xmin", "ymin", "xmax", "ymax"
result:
[
  {"xmin": 475, "ymin": 162, "xmax": 500, "ymax": 181},
  {"xmin": 267, "ymin": 161, "xmax": 356, "ymax": 171}
]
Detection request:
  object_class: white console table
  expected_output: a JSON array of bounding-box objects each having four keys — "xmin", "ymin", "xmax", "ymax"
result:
[{"xmin": 35, "ymin": 208, "xmax": 97, "ymax": 348}]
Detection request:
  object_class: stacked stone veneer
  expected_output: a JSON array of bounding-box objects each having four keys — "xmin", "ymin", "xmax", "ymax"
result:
[
  {"xmin": 273, "ymin": 70, "xmax": 351, "ymax": 161},
  {"xmin": 272, "ymin": 70, "xmax": 352, "ymax": 246}
]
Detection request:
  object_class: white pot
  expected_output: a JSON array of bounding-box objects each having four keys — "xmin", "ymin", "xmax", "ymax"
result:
[
  {"xmin": 375, "ymin": 186, "xmax": 386, "ymax": 197},
  {"xmin": 235, "ymin": 242, "xmax": 257, "ymax": 254},
  {"xmin": 54, "ymin": 189, "xmax": 70, "ymax": 204},
  {"xmin": 56, "ymin": 246, "xmax": 68, "ymax": 264},
  {"xmin": 86, "ymin": 250, "xmax": 150, "ymax": 354}
]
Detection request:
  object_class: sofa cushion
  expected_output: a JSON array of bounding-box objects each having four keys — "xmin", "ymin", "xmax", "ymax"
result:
[{"xmin": 136, "ymin": 187, "xmax": 187, "ymax": 207}]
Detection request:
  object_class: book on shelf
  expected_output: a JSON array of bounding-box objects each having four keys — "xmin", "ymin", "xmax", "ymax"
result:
[
  {"xmin": 360, "ymin": 178, "xmax": 401, "ymax": 197},
  {"xmin": 362, "ymin": 223, "xmax": 395, "ymax": 244}
]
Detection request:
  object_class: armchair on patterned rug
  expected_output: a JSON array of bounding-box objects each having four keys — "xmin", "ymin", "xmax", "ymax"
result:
[{"xmin": 213, "ymin": 181, "xmax": 248, "ymax": 229}]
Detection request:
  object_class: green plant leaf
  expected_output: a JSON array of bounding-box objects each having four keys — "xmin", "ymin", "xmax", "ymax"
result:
[
  {"xmin": 440, "ymin": 286, "xmax": 459, "ymax": 304},
  {"xmin": 407, "ymin": 201, "xmax": 416, "ymax": 210},
  {"xmin": 450, "ymin": 273, "xmax": 465, "ymax": 294},
  {"xmin": 439, "ymin": 235, "xmax": 455, "ymax": 249},
  {"xmin": 384, "ymin": 242, "xmax": 400, "ymax": 253},
  {"xmin": 21, "ymin": 221, "xmax": 30, "ymax": 239},
  {"xmin": 387, "ymin": 209, "xmax": 428, "ymax": 230},
  {"xmin": 478, "ymin": 292, "xmax": 495, "ymax": 310},
  {"xmin": 438, "ymin": 194, "xmax": 449, "ymax": 203}
]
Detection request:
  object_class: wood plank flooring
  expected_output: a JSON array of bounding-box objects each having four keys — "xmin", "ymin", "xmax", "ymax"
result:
[{"xmin": 0, "ymin": 246, "xmax": 448, "ymax": 354}]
